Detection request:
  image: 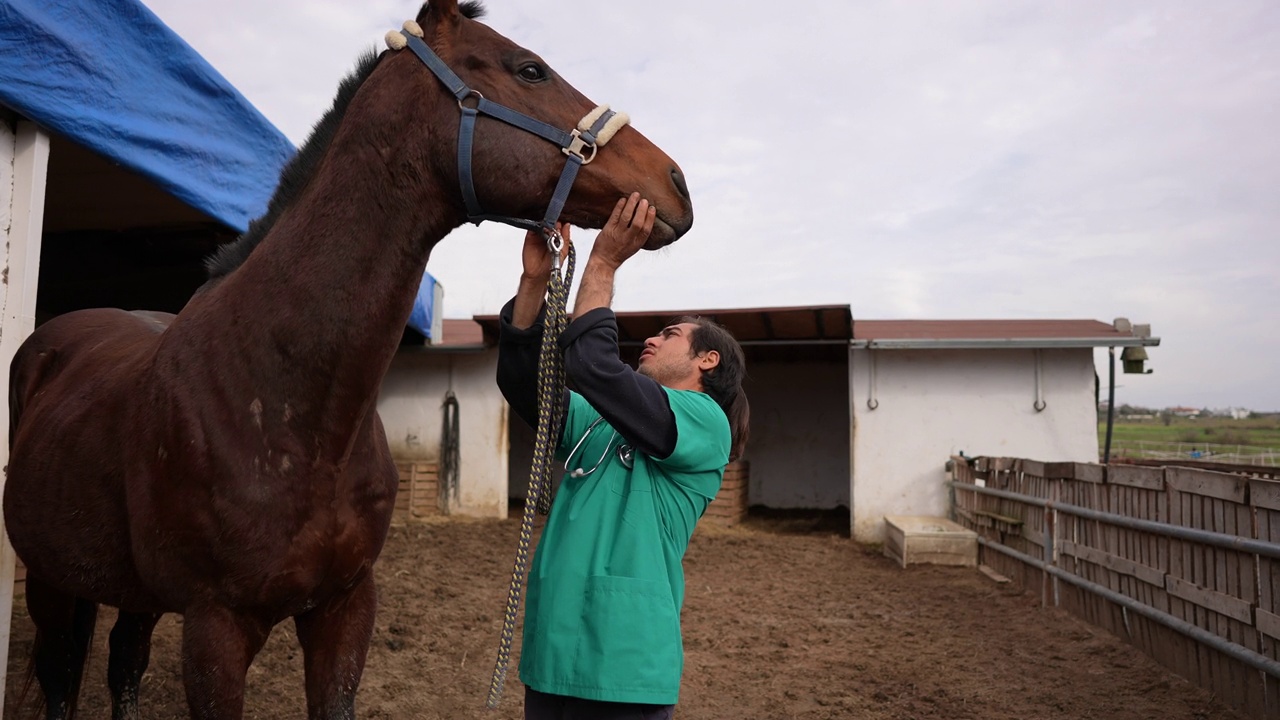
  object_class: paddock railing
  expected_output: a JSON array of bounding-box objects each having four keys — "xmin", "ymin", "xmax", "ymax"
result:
[{"xmin": 947, "ymin": 456, "xmax": 1280, "ymax": 720}]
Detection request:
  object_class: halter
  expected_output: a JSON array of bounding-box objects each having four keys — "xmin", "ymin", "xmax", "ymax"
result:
[{"xmin": 386, "ymin": 21, "xmax": 631, "ymax": 239}]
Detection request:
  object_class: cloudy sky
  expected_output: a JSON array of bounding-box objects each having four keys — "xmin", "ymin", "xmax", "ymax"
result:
[{"xmin": 138, "ymin": 0, "xmax": 1279, "ymax": 412}]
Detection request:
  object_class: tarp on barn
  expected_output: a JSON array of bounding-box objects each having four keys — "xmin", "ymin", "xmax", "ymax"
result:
[{"xmin": 0, "ymin": 0, "xmax": 295, "ymax": 232}]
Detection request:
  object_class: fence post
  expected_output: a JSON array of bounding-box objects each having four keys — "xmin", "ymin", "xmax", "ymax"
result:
[{"xmin": 1044, "ymin": 461, "xmax": 1063, "ymax": 608}]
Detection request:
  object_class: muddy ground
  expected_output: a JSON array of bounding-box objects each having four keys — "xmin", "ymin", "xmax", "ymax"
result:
[{"xmin": 5, "ymin": 512, "xmax": 1249, "ymax": 719}]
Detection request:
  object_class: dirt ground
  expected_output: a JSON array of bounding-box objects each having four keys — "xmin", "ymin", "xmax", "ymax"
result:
[{"xmin": 5, "ymin": 512, "xmax": 1250, "ymax": 719}]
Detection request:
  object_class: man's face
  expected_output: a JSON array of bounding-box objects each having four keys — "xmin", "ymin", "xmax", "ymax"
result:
[{"xmin": 638, "ymin": 322, "xmax": 714, "ymax": 389}]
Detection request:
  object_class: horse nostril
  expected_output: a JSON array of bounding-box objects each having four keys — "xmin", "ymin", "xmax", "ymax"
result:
[{"xmin": 670, "ymin": 168, "xmax": 690, "ymax": 200}]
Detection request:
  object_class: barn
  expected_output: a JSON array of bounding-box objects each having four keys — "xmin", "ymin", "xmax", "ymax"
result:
[{"xmin": 376, "ymin": 309, "xmax": 1160, "ymax": 542}]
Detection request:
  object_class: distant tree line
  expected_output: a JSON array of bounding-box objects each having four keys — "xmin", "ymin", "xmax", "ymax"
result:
[{"xmin": 1096, "ymin": 403, "xmax": 1277, "ymax": 424}]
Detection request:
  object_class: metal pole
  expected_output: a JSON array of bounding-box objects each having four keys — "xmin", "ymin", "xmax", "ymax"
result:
[
  {"xmin": 1104, "ymin": 346, "xmax": 1116, "ymax": 464},
  {"xmin": 947, "ymin": 480, "xmax": 1280, "ymax": 560},
  {"xmin": 977, "ymin": 536, "xmax": 1280, "ymax": 680}
]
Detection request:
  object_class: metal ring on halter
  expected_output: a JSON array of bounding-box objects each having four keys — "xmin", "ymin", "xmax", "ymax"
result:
[{"xmin": 458, "ymin": 89, "xmax": 484, "ymax": 110}]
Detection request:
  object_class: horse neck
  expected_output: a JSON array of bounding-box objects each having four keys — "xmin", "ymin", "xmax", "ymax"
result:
[{"xmin": 168, "ymin": 122, "xmax": 462, "ymax": 457}]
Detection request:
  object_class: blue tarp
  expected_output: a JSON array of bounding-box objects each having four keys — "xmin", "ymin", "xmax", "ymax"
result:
[
  {"xmin": 0, "ymin": 0, "xmax": 295, "ymax": 232},
  {"xmin": 407, "ymin": 272, "xmax": 440, "ymax": 340}
]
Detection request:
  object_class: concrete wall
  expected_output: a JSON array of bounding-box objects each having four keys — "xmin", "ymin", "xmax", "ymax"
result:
[
  {"xmin": 380, "ymin": 341, "xmax": 1101, "ymax": 540},
  {"xmin": 377, "ymin": 349, "xmax": 508, "ymax": 518},
  {"xmin": 849, "ymin": 347, "xmax": 1099, "ymax": 542},
  {"xmin": 742, "ymin": 356, "xmax": 850, "ymax": 508}
]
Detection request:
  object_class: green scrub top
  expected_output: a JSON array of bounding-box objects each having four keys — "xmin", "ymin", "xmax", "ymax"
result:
[{"xmin": 518, "ymin": 387, "xmax": 730, "ymax": 704}]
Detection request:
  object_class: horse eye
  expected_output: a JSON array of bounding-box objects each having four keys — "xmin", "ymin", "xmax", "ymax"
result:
[{"xmin": 518, "ymin": 63, "xmax": 547, "ymax": 82}]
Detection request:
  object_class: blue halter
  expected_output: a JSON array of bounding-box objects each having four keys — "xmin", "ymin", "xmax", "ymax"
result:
[{"xmin": 397, "ymin": 32, "xmax": 624, "ymax": 236}]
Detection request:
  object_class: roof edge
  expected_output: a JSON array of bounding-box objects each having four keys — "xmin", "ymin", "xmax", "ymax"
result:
[{"xmin": 851, "ymin": 337, "xmax": 1162, "ymax": 350}]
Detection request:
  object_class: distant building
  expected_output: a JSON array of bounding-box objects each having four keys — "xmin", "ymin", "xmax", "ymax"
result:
[{"xmin": 379, "ymin": 311, "xmax": 1160, "ymax": 542}]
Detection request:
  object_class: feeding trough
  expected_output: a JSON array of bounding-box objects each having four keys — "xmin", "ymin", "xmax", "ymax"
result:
[{"xmin": 883, "ymin": 516, "xmax": 978, "ymax": 568}]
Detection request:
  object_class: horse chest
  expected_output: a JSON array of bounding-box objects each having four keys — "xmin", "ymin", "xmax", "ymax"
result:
[{"xmin": 134, "ymin": 449, "xmax": 393, "ymax": 610}]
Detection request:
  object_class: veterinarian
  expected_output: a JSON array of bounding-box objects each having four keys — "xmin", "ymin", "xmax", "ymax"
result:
[{"xmin": 497, "ymin": 193, "xmax": 749, "ymax": 719}]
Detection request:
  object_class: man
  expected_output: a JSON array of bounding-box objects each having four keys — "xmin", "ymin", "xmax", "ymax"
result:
[{"xmin": 497, "ymin": 193, "xmax": 748, "ymax": 719}]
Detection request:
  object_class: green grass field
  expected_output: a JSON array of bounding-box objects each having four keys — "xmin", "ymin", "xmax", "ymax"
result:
[{"xmin": 1099, "ymin": 417, "xmax": 1280, "ymax": 464}]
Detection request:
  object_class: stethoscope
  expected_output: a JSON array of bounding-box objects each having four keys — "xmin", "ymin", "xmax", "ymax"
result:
[{"xmin": 564, "ymin": 416, "xmax": 635, "ymax": 478}]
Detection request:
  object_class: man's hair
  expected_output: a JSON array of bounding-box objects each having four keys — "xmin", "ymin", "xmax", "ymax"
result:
[{"xmin": 678, "ymin": 316, "xmax": 750, "ymax": 462}]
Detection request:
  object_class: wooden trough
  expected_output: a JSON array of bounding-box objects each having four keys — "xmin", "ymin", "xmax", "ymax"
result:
[{"xmin": 883, "ymin": 515, "xmax": 978, "ymax": 568}]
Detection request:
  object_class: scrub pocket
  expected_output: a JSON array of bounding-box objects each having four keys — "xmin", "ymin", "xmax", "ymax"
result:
[{"xmin": 574, "ymin": 575, "xmax": 681, "ymax": 693}]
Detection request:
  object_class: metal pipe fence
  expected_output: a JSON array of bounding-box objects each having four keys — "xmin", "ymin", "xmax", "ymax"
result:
[{"xmin": 948, "ymin": 456, "xmax": 1280, "ymax": 719}]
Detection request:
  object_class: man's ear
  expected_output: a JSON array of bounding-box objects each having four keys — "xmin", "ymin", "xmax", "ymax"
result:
[{"xmin": 697, "ymin": 350, "xmax": 720, "ymax": 371}]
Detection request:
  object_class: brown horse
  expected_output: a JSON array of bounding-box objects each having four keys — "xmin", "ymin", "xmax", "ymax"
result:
[{"xmin": 3, "ymin": 2, "xmax": 692, "ymax": 718}]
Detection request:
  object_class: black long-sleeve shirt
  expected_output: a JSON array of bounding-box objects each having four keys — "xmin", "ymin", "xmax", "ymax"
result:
[{"xmin": 496, "ymin": 298, "xmax": 678, "ymax": 460}]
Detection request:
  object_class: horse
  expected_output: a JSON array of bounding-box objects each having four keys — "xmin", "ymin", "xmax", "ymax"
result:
[{"xmin": 2, "ymin": 1, "xmax": 693, "ymax": 718}]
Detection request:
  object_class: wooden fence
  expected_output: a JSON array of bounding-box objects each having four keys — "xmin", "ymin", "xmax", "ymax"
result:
[
  {"xmin": 393, "ymin": 461, "xmax": 442, "ymax": 524},
  {"xmin": 950, "ymin": 456, "xmax": 1280, "ymax": 719}
]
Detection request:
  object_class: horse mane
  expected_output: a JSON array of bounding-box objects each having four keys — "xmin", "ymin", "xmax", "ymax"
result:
[{"xmin": 204, "ymin": 1, "xmax": 487, "ymax": 280}]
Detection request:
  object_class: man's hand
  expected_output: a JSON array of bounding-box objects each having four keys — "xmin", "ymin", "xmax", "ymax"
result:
[
  {"xmin": 571, "ymin": 193, "xmax": 656, "ymax": 317},
  {"xmin": 513, "ymin": 222, "xmax": 571, "ymax": 329},
  {"xmin": 590, "ymin": 193, "xmax": 655, "ymax": 270},
  {"xmin": 521, "ymin": 222, "xmax": 571, "ymax": 281}
]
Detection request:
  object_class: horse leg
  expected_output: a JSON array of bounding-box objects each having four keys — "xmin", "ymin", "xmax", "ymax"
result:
[
  {"xmin": 23, "ymin": 576, "xmax": 98, "ymax": 720},
  {"xmin": 180, "ymin": 604, "xmax": 271, "ymax": 720},
  {"xmin": 106, "ymin": 610, "xmax": 162, "ymax": 720},
  {"xmin": 293, "ymin": 574, "xmax": 378, "ymax": 720}
]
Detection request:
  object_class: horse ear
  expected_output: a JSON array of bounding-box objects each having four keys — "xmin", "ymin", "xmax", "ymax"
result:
[{"xmin": 417, "ymin": 0, "xmax": 460, "ymax": 26}]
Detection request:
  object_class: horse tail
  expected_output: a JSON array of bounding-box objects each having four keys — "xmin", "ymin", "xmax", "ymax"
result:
[
  {"xmin": 16, "ymin": 593, "xmax": 99, "ymax": 720},
  {"xmin": 63, "ymin": 597, "xmax": 100, "ymax": 720},
  {"xmin": 8, "ymin": 339, "xmax": 97, "ymax": 719}
]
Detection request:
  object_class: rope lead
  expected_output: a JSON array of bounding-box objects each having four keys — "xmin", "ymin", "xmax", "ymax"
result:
[{"xmin": 486, "ymin": 239, "xmax": 576, "ymax": 709}]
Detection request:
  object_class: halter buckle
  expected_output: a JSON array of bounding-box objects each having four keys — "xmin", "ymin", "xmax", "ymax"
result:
[{"xmin": 562, "ymin": 129, "xmax": 598, "ymax": 164}]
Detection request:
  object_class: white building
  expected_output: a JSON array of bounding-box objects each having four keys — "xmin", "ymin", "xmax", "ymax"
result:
[{"xmin": 377, "ymin": 309, "xmax": 1159, "ymax": 542}]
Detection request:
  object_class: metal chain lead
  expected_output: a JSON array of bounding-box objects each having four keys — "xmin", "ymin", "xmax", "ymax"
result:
[{"xmin": 487, "ymin": 233, "xmax": 576, "ymax": 709}]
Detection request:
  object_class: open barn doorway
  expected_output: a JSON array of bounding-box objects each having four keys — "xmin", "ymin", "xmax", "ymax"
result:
[
  {"xmin": 498, "ymin": 306, "xmax": 855, "ymax": 531},
  {"xmin": 35, "ymin": 133, "xmax": 237, "ymax": 323}
]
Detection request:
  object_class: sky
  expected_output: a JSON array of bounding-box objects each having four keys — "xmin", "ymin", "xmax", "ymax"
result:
[{"xmin": 137, "ymin": 0, "xmax": 1279, "ymax": 412}]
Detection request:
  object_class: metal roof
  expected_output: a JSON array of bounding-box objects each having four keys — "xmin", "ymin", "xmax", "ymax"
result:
[
  {"xmin": 454, "ymin": 307, "xmax": 1158, "ymax": 351},
  {"xmin": 851, "ymin": 319, "xmax": 1160, "ymax": 349}
]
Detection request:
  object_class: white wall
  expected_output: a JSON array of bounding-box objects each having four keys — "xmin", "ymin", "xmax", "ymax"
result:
[
  {"xmin": 1, "ymin": 120, "xmax": 50, "ymax": 718},
  {"xmin": 377, "ymin": 349, "xmax": 508, "ymax": 518},
  {"xmin": 743, "ymin": 357, "xmax": 850, "ymax": 508},
  {"xmin": 849, "ymin": 347, "xmax": 1098, "ymax": 542},
  {"xmin": 376, "ymin": 341, "xmax": 1102, "ymax": 540}
]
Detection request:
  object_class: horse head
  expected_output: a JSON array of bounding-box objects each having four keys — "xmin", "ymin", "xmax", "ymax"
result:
[{"xmin": 394, "ymin": 0, "xmax": 694, "ymax": 249}]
